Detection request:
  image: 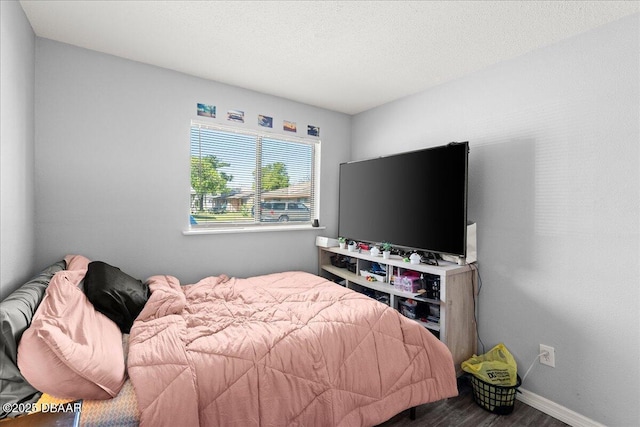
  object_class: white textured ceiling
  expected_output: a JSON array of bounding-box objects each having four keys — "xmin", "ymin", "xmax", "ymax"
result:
[{"xmin": 19, "ymin": 0, "xmax": 640, "ymax": 115}]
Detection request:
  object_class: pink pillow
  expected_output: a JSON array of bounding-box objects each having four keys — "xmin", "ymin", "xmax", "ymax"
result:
[{"xmin": 17, "ymin": 256, "xmax": 125, "ymax": 400}]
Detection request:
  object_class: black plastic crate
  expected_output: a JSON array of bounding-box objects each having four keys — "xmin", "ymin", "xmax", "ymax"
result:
[
  {"xmin": 468, "ymin": 374, "xmax": 521, "ymax": 415},
  {"xmin": 330, "ymin": 255, "xmax": 356, "ymax": 273},
  {"xmin": 330, "ymin": 255, "xmax": 348, "ymax": 268}
]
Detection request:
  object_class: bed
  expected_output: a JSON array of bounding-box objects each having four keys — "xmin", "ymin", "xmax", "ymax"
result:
[{"xmin": 1, "ymin": 255, "xmax": 458, "ymax": 426}]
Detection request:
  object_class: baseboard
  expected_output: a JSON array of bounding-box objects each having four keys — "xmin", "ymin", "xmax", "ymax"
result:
[{"xmin": 517, "ymin": 388, "xmax": 606, "ymax": 427}]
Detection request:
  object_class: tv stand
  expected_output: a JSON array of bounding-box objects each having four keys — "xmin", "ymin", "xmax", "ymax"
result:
[{"xmin": 317, "ymin": 245, "xmax": 477, "ymax": 374}]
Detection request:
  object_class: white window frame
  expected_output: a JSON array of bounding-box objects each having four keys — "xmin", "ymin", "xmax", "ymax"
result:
[{"xmin": 185, "ymin": 121, "xmax": 321, "ymax": 234}]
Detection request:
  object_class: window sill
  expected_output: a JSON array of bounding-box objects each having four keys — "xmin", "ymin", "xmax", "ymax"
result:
[{"xmin": 183, "ymin": 225, "xmax": 326, "ymax": 236}]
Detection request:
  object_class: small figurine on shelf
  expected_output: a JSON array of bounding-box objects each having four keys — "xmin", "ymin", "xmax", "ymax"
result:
[
  {"xmin": 409, "ymin": 252, "xmax": 421, "ymax": 265},
  {"xmin": 370, "ymin": 246, "xmax": 380, "ymax": 257},
  {"xmin": 338, "ymin": 237, "xmax": 347, "ymax": 249},
  {"xmin": 381, "ymin": 242, "xmax": 393, "ymax": 259}
]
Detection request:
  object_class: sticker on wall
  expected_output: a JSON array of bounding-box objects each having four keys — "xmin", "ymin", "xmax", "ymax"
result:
[
  {"xmin": 258, "ymin": 115, "xmax": 273, "ymax": 128},
  {"xmin": 307, "ymin": 125, "xmax": 320, "ymax": 137},
  {"xmin": 283, "ymin": 120, "xmax": 297, "ymax": 133},
  {"xmin": 227, "ymin": 110, "xmax": 244, "ymax": 123},
  {"xmin": 197, "ymin": 103, "xmax": 216, "ymax": 118}
]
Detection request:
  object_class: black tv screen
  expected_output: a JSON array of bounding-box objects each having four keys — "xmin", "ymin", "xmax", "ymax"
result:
[{"xmin": 338, "ymin": 141, "xmax": 469, "ymax": 257}]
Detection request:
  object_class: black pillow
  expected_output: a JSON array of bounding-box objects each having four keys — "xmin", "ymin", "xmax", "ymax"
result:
[{"xmin": 84, "ymin": 261, "xmax": 149, "ymax": 333}]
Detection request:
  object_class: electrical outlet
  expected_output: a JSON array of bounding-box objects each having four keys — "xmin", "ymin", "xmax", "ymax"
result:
[{"xmin": 539, "ymin": 344, "xmax": 555, "ymax": 367}]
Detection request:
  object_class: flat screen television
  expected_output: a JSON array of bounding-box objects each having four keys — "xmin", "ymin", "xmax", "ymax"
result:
[{"xmin": 338, "ymin": 141, "xmax": 469, "ymax": 258}]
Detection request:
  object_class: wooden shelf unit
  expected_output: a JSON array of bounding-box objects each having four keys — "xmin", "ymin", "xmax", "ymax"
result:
[{"xmin": 318, "ymin": 245, "xmax": 477, "ymax": 374}]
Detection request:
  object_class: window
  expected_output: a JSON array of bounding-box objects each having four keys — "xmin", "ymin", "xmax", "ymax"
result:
[{"xmin": 189, "ymin": 122, "xmax": 319, "ymax": 229}]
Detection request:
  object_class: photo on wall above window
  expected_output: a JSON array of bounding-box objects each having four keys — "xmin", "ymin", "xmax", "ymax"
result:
[
  {"xmin": 283, "ymin": 120, "xmax": 297, "ymax": 133},
  {"xmin": 189, "ymin": 122, "xmax": 319, "ymax": 229},
  {"xmin": 197, "ymin": 103, "xmax": 216, "ymax": 118},
  {"xmin": 258, "ymin": 115, "xmax": 273, "ymax": 128},
  {"xmin": 227, "ymin": 110, "xmax": 244, "ymax": 123},
  {"xmin": 307, "ymin": 125, "xmax": 320, "ymax": 137}
]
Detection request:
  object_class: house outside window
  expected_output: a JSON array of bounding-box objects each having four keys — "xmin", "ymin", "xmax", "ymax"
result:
[{"xmin": 189, "ymin": 121, "xmax": 319, "ymax": 229}]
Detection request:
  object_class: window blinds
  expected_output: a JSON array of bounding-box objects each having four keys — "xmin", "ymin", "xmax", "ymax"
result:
[{"xmin": 189, "ymin": 122, "xmax": 318, "ymax": 227}]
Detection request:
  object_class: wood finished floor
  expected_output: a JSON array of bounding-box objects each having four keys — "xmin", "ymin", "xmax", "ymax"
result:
[{"xmin": 377, "ymin": 377, "xmax": 569, "ymax": 427}]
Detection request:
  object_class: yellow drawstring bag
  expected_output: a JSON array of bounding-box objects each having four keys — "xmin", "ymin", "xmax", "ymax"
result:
[{"xmin": 461, "ymin": 343, "xmax": 518, "ymax": 386}]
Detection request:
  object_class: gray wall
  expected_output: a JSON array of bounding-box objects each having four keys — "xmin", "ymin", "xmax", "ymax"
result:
[
  {"xmin": 352, "ymin": 14, "xmax": 639, "ymax": 426},
  {"xmin": 34, "ymin": 39, "xmax": 351, "ymax": 283},
  {"xmin": 0, "ymin": 0, "xmax": 36, "ymax": 297}
]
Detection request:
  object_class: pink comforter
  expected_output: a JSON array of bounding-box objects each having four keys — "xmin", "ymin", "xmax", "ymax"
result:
[{"xmin": 127, "ymin": 271, "xmax": 457, "ymax": 426}]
